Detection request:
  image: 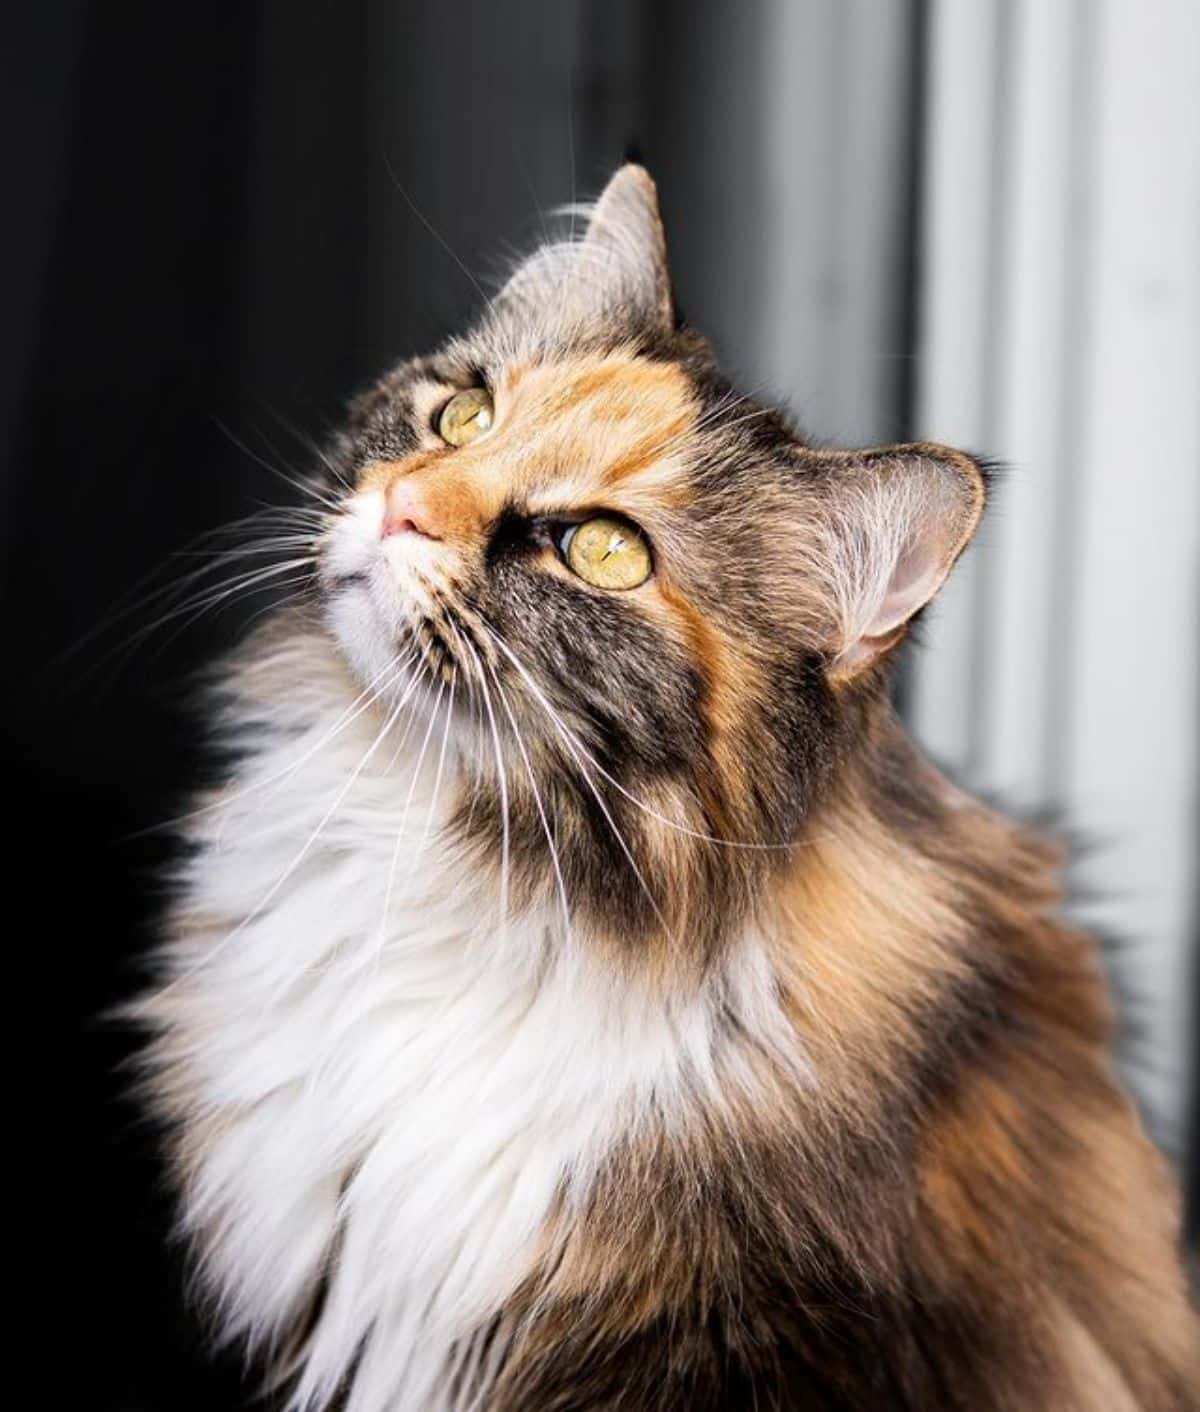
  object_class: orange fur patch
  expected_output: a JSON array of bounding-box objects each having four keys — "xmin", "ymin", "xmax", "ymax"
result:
[
  {"xmin": 360, "ymin": 352, "xmax": 699, "ymax": 549},
  {"xmin": 767, "ymin": 809, "xmax": 969, "ymax": 1085}
]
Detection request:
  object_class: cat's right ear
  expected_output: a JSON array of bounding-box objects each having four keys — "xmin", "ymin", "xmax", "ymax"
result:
[
  {"xmin": 490, "ymin": 164, "xmax": 675, "ymax": 337},
  {"xmin": 806, "ymin": 442, "xmax": 987, "ymax": 678}
]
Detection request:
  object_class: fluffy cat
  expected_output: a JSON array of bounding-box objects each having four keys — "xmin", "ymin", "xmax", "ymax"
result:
[{"xmin": 138, "ymin": 165, "xmax": 1199, "ymax": 1410}]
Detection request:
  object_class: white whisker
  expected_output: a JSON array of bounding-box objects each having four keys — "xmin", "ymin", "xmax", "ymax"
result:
[
  {"xmin": 468, "ymin": 640, "xmax": 511, "ymax": 942},
  {"xmin": 487, "ymin": 660, "xmax": 572, "ymax": 945},
  {"xmin": 475, "ymin": 623, "xmax": 674, "ymax": 940},
  {"xmin": 372, "ymin": 675, "xmax": 449, "ymax": 960},
  {"xmin": 213, "ymin": 417, "xmax": 345, "ymax": 514}
]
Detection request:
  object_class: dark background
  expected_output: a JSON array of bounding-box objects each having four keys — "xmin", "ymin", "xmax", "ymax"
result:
[{"xmin": 2, "ymin": 4, "xmax": 1194, "ymax": 1407}]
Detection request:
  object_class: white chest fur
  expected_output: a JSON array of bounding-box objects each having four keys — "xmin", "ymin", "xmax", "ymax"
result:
[{"xmin": 151, "ymin": 633, "xmax": 783, "ymax": 1412}]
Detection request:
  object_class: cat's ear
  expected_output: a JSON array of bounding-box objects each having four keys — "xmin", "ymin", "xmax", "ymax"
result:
[
  {"xmin": 580, "ymin": 164, "xmax": 674, "ymax": 328},
  {"xmin": 491, "ymin": 164, "xmax": 674, "ymax": 336},
  {"xmin": 813, "ymin": 443, "xmax": 986, "ymax": 677}
]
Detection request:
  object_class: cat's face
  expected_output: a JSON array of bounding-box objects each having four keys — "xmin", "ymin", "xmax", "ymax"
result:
[{"xmin": 315, "ymin": 166, "xmax": 984, "ymax": 954}]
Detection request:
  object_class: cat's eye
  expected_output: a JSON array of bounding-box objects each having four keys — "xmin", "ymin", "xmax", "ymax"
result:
[
  {"xmin": 561, "ymin": 516, "xmax": 652, "ymax": 590},
  {"xmin": 438, "ymin": 388, "xmax": 494, "ymax": 446}
]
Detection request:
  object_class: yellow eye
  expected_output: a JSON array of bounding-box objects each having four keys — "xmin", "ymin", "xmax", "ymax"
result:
[
  {"xmin": 563, "ymin": 516, "xmax": 652, "ymax": 590},
  {"xmin": 438, "ymin": 388, "xmax": 494, "ymax": 446}
]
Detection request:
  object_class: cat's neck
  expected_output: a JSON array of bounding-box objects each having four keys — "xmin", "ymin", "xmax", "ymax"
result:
[
  {"xmin": 152, "ymin": 618, "xmax": 1100, "ymax": 1412},
  {"xmin": 221, "ymin": 611, "xmax": 1064, "ymax": 1025},
  {"xmin": 759, "ymin": 709, "xmax": 1069, "ymax": 1098}
]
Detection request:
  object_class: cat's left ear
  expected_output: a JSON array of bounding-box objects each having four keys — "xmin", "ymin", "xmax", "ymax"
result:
[
  {"xmin": 580, "ymin": 164, "xmax": 674, "ymax": 329},
  {"xmin": 812, "ymin": 443, "xmax": 987, "ymax": 677},
  {"xmin": 491, "ymin": 164, "xmax": 674, "ymax": 336}
]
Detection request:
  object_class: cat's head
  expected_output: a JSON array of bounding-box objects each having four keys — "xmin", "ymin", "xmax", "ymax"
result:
[{"xmin": 316, "ymin": 165, "xmax": 984, "ymax": 956}]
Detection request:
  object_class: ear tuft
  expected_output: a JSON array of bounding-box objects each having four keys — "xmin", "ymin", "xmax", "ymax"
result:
[{"xmin": 819, "ymin": 443, "xmax": 986, "ymax": 676}]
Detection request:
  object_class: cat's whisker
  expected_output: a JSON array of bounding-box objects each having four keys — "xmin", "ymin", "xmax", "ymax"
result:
[
  {"xmin": 173, "ymin": 534, "xmax": 321, "ymax": 561},
  {"xmin": 436, "ymin": 617, "xmax": 490, "ymax": 838},
  {"xmin": 476, "ymin": 623, "xmax": 674, "ymax": 942},
  {"xmin": 225, "ymin": 586, "xmax": 320, "ymax": 647},
  {"xmin": 490, "ymin": 620, "xmax": 827, "ymax": 854},
  {"xmin": 53, "ymin": 509, "xmax": 325, "ymax": 671},
  {"xmin": 151, "ymin": 559, "xmax": 318, "ymax": 623},
  {"xmin": 255, "ymin": 407, "xmax": 356, "ymax": 496},
  {"xmin": 370, "ymin": 674, "xmax": 449, "ymax": 965},
  {"xmin": 487, "ymin": 660, "xmax": 573, "ymax": 948},
  {"xmin": 467, "ymin": 639, "xmax": 512, "ymax": 945},
  {"xmin": 249, "ymin": 412, "xmax": 348, "ymax": 502},
  {"xmin": 92, "ymin": 561, "xmax": 319, "ymax": 684},
  {"xmin": 212, "ymin": 417, "xmax": 346, "ymax": 515},
  {"xmin": 116, "ymin": 560, "xmax": 317, "ymax": 655},
  {"xmin": 123, "ymin": 534, "xmax": 319, "ymax": 617},
  {"xmin": 407, "ymin": 672, "xmax": 457, "ymax": 874}
]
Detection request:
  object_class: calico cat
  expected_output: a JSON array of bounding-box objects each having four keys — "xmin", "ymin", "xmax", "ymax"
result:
[{"xmin": 139, "ymin": 165, "xmax": 1199, "ymax": 1410}]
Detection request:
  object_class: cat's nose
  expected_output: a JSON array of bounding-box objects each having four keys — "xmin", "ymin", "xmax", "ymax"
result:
[{"xmin": 382, "ymin": 480, "xmax": 442, "ymax": 540}]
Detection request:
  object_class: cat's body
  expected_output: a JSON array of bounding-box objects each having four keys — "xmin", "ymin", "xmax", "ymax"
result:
[{"xmin": 141, "ymin": 167, "xmax": 1198, "ymax": 1410}]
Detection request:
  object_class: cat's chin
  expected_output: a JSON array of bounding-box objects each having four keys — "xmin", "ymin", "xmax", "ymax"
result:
[
  {"xmin": 321, "ymin": 583, "xmax": 432, "ymax": 696},
  {"xmin": 319, "ymin": 491, "xmax": 448, "ymax": 677},
  {"xmin": 319, "ymin": 583, "xmax": 483, "ymax": 773}
]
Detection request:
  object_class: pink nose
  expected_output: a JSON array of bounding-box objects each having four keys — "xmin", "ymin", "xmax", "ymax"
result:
[{"xmin": 381, "ymin": 480, "xmax": 441, "ymax": 540}]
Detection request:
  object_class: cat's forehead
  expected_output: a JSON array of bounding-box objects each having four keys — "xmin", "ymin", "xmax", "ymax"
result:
[{"xmin": 388, "ymin": 349, "xmax": 704, "ymax": 516}]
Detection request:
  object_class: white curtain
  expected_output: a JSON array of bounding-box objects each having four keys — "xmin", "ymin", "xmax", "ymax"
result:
[{"xmin": 911, "ymin": 0, "xmax": 1199, "ymax": 1143}]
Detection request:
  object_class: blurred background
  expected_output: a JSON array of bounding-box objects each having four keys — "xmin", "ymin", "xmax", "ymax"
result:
[{"xmin": 2, "ymin": 1, "xmax": 1195, "ymax": 1405}]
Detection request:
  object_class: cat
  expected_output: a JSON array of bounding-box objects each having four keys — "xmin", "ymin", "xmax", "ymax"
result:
[{"xmin": 137, "ymin": 165, "xmax": 1199, "ymax": 1411}]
